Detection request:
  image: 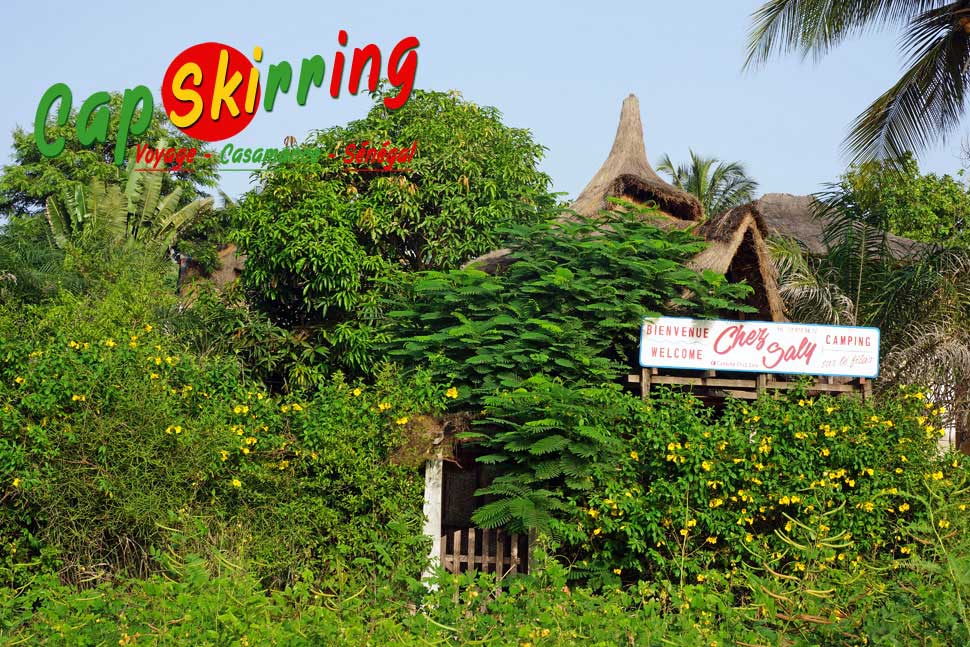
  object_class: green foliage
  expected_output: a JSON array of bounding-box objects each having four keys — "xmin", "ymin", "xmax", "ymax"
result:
[
  {"xmin": 232, "ymin": 88, "xmax": 557, "ymax": 376},
  {"xmin": 468, "ymin": 378, "xmax": 633, "ymax": 534},
  {"xmin": 837, "ymin": 152, "xmax": 970, "ymax": 246},
  {"xmin": 0, "ymin": 259, "xmax": 436, "ymax": 590},
  {"xmin": 554, "ymin": 387, "xmax": 958, "ymax": 586},
  {"xmin": 0, "ymin": 215, "xmax": 83, "ymax": 302},
  {"xmin": 746, "ymin": 0, "xmax": 970, "ymax": 165},
  {"xmin": 387, "ymin": 205, "xmax": 754, "ymax": 401},
  {"xmin": 0, "ymin": 93, "xmax": 218, "ymax": 218},
  {"xmin": 45, "ymin": 154, "xmax": 214, "ymax": 251}
]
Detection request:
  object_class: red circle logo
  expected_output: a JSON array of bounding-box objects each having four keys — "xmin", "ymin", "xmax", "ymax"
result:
[{"xmin": 161, "ymin": 42, "xmax": 260, "ymax": 142}]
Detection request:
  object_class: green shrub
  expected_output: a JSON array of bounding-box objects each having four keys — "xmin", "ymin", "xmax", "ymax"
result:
[
  {"xmin": 552, "ymin": 386, "xmax": 963, "ymax": 586},
  {"xmin": 387, "ymin": 205, "xmax": 754, "ymax": 403},
  {"xmin": 0, "ymin": 258, "xmax": 444, "ymax": 590}
]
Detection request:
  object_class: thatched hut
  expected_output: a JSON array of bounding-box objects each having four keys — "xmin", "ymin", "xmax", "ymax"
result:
[
  {"xmin": 466, "ymin": 94, "xmax": 786, "ymax": 321},
  {"xmin": 693, "ymin": 202, "xmax": 786, "ymax": 321},
  {"xmin": 753, "ymin": 192, "xmax": 926, "ymax": 259}
]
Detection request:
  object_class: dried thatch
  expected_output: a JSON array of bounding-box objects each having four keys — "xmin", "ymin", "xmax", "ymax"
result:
[
  {"xmin": 756, "ymin": 193, "xmax": 926, "ymax": 259},
  {"xmin": 462, "ymin": 94, "xmax": 703, "ymax": 273},
  {"xmin": 570, "ymin": 94, "xmax": 703, "ymax": 222},
  {"xmin": 694, "ymin": 203, "xmax": 787, "ymax": 322},
  {"xmin": 463, "ymin": 94, "xmax": 786, "ymax": 322}
]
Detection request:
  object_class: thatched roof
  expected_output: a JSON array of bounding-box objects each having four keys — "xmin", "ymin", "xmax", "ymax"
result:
[
  {"xmin": 756, "ymin": 193, "xmax": 926, "ymax": 258},
  {"xmin": 570, "ymin": 94, "xmax": 703, "ymax": 222},
  {"xmin": 463, "ymin": 94, "xmax": 703, "ymax": 273},
  {"xmin": 694, "ymin": 203, "xmax": 787, "ymax": 322}
]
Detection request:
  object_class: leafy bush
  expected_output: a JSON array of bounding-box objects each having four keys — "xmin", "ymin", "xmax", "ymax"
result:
[
  {"xmin": 387, "ymin": 206, "xmax": 754, "ymax": 402},
  {"xmin": 550, "ymin": 386, "xmax": 962, "ymax": 587},
  {"xmin": 232, "ymin": 88, "xmax": 557, "ymax": 376},
  {"xmin": 0, "ymin": 256, "xmax": 443, "ymax": 590}
]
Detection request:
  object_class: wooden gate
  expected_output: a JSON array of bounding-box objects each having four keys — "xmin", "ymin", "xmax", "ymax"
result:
[{"xmin": 440, "ymin": 527, "xmax": 527, "ymax": 576}]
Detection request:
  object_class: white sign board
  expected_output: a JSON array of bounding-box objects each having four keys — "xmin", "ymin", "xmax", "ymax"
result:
[{"xmin": 639, "ymin": 317, "xmax": 880, "ymax": 378}]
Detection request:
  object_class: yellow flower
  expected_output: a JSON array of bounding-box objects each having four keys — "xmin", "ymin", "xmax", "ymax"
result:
[
  {"xmin": 165, "ymin": 425, "xmax": 182, "ymax": 435},
  {"xmin": 630, "ymin": 450, "xmax": 639, "ymax": 461},
  {"xmin": 220, "ymin": 450, "xmax": 229, "ymax": 462},
  {"xmin": 291, "ymin": 403, "xmax": 303, "ymax": 411},
  {"xmin": 378, "ymin": 402, "xmax": 391, "ymax": 412},
  {"xmin": 245, "ymin": 437, "xmax": 257, "ymax": 446},
  {"xmin": 71, "ymin": 394, "xmax": 86, "ymax": 402},
  {"xmin": 613, "ymin": 568, "xmax": 622, "ymax": 575},
  {"xmin": 679, "ymin": 528, "xmax": 688, "ymax": 536},
  {"xmin": 280, "ymin": 404, "xmax": 291, "ymax": 413},
  {"xmin": 14, "ymin": 376, "xmax": 25, "ymax": 385},
  {"xmin": 696, "ymin": 573, "xmax": 706, "ymax": 582},
  {"xmin": 939, "ymin": 519, "xmax": 951, "ymax": 529},
  {"xmin": 395, "ymin": 416, "xmax": 409, "ymax": 425},
  {"xmin": 233, "ymin": 405, "xmax": 249, "ymax": 415},
  {"xmin": 241, "ymin": 447, "xmax": 250, "ymax": 455},
  {"xmin": 588, "ymin": 509, "xmax": 599, "ymax": 519},
  {"xmin": 12, "ymin": 478, "xmax": 21, "ymax": 488},
  {"xmin": 593, "ymin": 528, "xmax": 602, "ymax": 536},
  {"xmin": 278, "ymin": 460, "xmax": 290, "ymax": 470},
  {"xmin": 898, "ymin": 503, "xmax": 910, "ymax": 513},
  {"xmin": 709, "ymin": 498, "xmax": 723, "ymax": 509},
  {"xmin": 820, "ymin": 448, "xmax": 830, "ymax": 457},
  {"xmin": 231, "ymin": 478, "xmax": 241, "ymax": 488},
  {"xmin": 104, "ymin": 339, "xmax": 117, "ymax": 348},
  {"xmin": 705, "ymin": 536, "xmax": 717, "ymax": 545},
  {"xmin": 701, "ymin": 460, "xmax": 712, "ymax": 472},
  {"xmin": 900, "ymin": 546, "xmax": 911, "ymax": 554},
  {"xmin": 686, "ymin": 518, "xmax": 697, "ymax": 528},
  {"xmin": 445, "ymin": 387, "xmax": 459, "ymax": 399},
  {"xmin": 745, "ymin": 533, "xmax": 753, "ymax": 543},
  {"xmin": 825, "ymin": 406, "xmax": 835, "ymax": 414},
  {"xmin": 154, "ymin": 356, "xmax": 162, "ymax": 365},
  {"xmin": 352, "ymin": 388, "xmax": 362, "ymax": 397},
  {"xmin": 149, "ymin": 373, "xmax": 159, "ymax": 379},
  {"xmin": 144, "ymin": 324, "xmax": 153, "ymax": 332}
]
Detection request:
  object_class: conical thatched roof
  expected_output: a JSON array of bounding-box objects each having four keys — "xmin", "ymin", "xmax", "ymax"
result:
[
  {"xmin": 570, "ymin": 94, "xmax": 703, "ymax": 222},
  {"xmin": 463, "ymin": 94, "xmax": 703, "ymax": 273},
  {"xmin": 694, "ymin": 203, "xmax": 786, "ymax": 322}
]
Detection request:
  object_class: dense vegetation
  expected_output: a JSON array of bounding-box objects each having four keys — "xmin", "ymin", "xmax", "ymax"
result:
[{"xmin": 2, "ymin": 83, "xmax": 969, "ymax": 645}]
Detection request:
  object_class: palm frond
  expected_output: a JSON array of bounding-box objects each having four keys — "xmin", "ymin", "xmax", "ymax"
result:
[
  {"xmin": 843, "ymin": 3, "xmax": 970, "ymax": 162},
  {"xmin": 745, "ymin": 0, "xmax": 944, "ymax": 68}
]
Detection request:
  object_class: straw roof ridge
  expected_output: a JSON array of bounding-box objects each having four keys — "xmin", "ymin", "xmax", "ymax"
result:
[{"xmin": 697, "ymin": 201, "xmax": 771, "ymax": 243}]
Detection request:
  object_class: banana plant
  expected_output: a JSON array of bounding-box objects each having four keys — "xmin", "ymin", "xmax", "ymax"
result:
[
  {"xmin": 45, "ymin": 179, "xmax": 126, "ymax": 249},
  {"xmin": 45, "ymin": 141, "xmax": 212, "ymax": 251}
]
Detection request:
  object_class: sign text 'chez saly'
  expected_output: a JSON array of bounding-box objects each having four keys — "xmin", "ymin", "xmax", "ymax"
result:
[{"xmin": 640, "ymin": 317, "xmax": 880, "ymax": 378}]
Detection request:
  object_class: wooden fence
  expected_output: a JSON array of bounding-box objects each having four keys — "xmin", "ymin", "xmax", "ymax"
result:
[
  {"xmin": 629, "ymin": 368, "xmax": 872, "ymax": 401},
  {"xmin": 440, "ymin": 527, "xmax": 527, "ymax": 576}
]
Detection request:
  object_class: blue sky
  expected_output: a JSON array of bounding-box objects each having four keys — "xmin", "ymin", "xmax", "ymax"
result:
[{"xmin": 2, "ymin": 0, "xmax": 967, "ymax": 202}]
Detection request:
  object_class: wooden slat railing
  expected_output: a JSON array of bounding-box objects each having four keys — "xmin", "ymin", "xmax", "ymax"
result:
[{"xmin": 440, "ymin": 527, "xmax": 525, "ymax": 576}]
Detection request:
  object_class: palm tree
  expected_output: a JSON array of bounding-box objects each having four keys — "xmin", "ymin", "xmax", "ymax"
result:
[
  {"xmin": 769, "ymin": 189, "xmax": 970, "ymax": 447},
  {"xmin": 657, "ymin": 150, "xmax": 759, "ymax": 217},
  {"xmin": 746, "ymin": 0, "xmax": 970, "ymax": 163}
]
